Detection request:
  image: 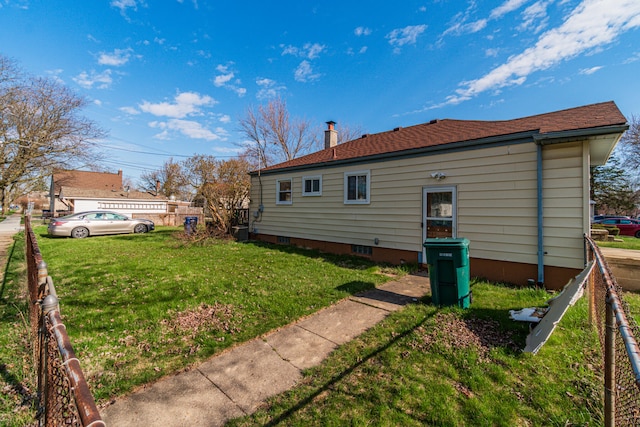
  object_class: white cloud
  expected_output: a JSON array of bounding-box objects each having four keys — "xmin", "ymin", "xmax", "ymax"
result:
[
  {"xmin": 280, "ymin": 42, "xmax": 326, "ymax": 59},
  {"xmin": 485, "ymin": 48, "xmax": 500, "ymax": 57},
  {"xmin": 196, "ymin": 50, "xmax": 212, "ymax": 59},
  {"xmin": 624, "ymin": 51, "xmax": 640, "ymax": 63},
  {"xmin": 256, "ymin": 78, "xmax": 275, "ymax": 86},
  {"xmin": 280, "ymin": 44, "xmax": 325, "ymax": 83},
  {"xmin": 443, "ymin": 19, "xmax": 487, "ymax": 36},
  {"xmin": 444, "ymin": 0, "xmax": 640, "ymax": 105},
  {"xmin": 294, "ymin": 60, "xmax": 321, "ymax": 82},
  {"xmin": 354, "ymin": 26, "xmax": 372, "ymax": 36},
  {"xmin": 256, "ymin": 77, "xmax": 286, "ymax": 99},
  {"xmin": 305, "ymin": 42, "xmax": 325, "ymax": 59},
  {"xmin": 212, "ymin": 63, "xmax": 246, "ymax": 97},
  {"xmin": 177, "ymin": 0, "xmax": 199, "ymax": 10},
  {"xmin": 443, "ymin": 0, "xmax": 529, "ymax": 40},
  {"xmin": 386, "ymin": 25, "xmax": 427, "ymax": 51},
  {"xmin": 139, "ymin": 91, "xmax": 216, "ymax": 118},
  {"xmin": 213, "ymin": 72, "xmax": 234, "ymax": 86},
  {"xmin": 119, "ymin": 106, "xmax": 140, "ymax": 115},
  {"xmin": 345, "ymin": 46, "xmax": 368, "ymax": 56},
  {"xmin": 212, "ymin": 145, "xmax": 244, "ymax": 155},
  {"xmin": 46, "ymin": 69, "xmax": 64, "ymax": 84},
  {"xmin": 111, "ymin": 0, "xmax": 137, "ymax": 10},
  {"xmin": 149, "ymin": 119, "xmax": 223, "ymax": 141},
  {"xmin": 111, "ymin": 0, "xmax": 141, "ymax": 17},
  {"xmin": 98, "ymin": 48, "xmax": 134, "ymax": 66},
  {"xmin": 579, "ymin": 65, "xmax": 603, "ymax": 74},
  {"xmin": 281, "ymin": 45, "xmax": 298, "ymax": 56},
  {"xmin": 490, "ymin": 0, "xmax": 529, "ymax": 19},
  {"xmin": 171, "ymin": 119, "xmax": 220, "ymax": 140},
  {"xmin": 518, "ymin": 1, "xmax": 550, "ymax": 33},
  {"xmin": 73, "ymin": 69, "xmax": 113, "ymax": 89},
  {"xmin": 219, "ymin": 114, "xmax": 231, "ymax": 123}
]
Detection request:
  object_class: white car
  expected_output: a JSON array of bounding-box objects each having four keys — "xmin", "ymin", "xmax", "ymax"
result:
[{"xmin": 47, "ymin": 210, "xmax": 155, "ymax": 238}]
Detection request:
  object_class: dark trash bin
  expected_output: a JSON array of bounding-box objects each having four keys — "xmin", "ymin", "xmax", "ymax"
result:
[
  {"xmin": 184, "ymin": 216, "xmax": 198, "ymax": 235},
  {"xmin": 423, "ymin": 238, "xmax": 471, "ymax": 308}
]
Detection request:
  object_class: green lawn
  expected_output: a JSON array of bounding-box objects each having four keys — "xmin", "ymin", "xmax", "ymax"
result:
[
  {"xmin": 597, "ymin": 235, "xmax": 640, "ymax": 250},
  {"xmin": 1, "ymin": 225, "xmax": 606, "ymax": 426},
  {"xmin": 5, "ymin": 226, "xmax": 405, "ymax": 404},
  {"xmin": 228, "ymin": 283, "xmax": 601, "ymax": 426},
  {"xmin": 0, "ymin": 234, "xmax": 33, "ymax": 427}
]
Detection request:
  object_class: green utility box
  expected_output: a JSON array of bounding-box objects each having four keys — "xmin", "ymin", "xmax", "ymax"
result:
[{"xmin": 423, "ymin": 238, "xmax": 471, "ymax": 308}]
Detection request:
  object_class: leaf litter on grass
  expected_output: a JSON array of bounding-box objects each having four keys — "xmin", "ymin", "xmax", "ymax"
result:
[
  {"xmin": 411, "ymin": 312, "xmax": 521, "ymax": 363},
  {"xmin": 161, "ymin": 302, "xmax": 243, "ymax": 342}
]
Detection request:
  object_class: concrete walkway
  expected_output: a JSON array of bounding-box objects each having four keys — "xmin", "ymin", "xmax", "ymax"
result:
[
  {"xmin": 0, "ymin": 214, "xmax": 23, "ymax": 282},
  {"xmin": 101, "ymin": 272, "xmax": 430, "ymax": 426},
  {"xmin": 0, "ymin": 213, "xmax": 23, "ymax": 236},
  {"xmin": 599, "ymin": 247, "xmax": 640, "ymax": 291}
]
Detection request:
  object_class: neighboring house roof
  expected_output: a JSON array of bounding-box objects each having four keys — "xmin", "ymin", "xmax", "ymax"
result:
[
  {"xmin": 52, "ymin": 170, "xmax": 123, "ymax": 195},
  {"xmin": 254, "ymin": 101, "xmax": 627, "ymax": 175},
  {"xmin": 59, "ymin": 186, "xmax": 164, "ymax": 200}
]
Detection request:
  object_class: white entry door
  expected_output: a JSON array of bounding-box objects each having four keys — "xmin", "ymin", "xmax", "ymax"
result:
[{"xmin": 422, "ymin": 187, "xmax": 457, "ymax": 258}]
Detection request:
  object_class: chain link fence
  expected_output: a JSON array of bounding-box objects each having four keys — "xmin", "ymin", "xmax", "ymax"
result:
[
  {"xmin": 18, "ymin": 216, "xmax": 640, "ymax": 425},
  {"xmin": 586, "ymin": 236, "xmax": 640, "ymax": 426},
  {"xmin": 25, "ymin": 215, "xmax": 104, "ymax": 427}
]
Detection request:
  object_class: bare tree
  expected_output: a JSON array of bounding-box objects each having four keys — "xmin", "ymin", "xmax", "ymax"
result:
[
  {"xmin": 182, "ymin": 154, "xmax": 251, "ymax": 233},
  {"xmin": 0, "ymin": 56, "xmax": 105, "ymax": 213},
  {"xmin": 139, "ymin": 158, "xmax": 189, "ymax": 199},
  {"xmin": 591, "ymin": 155, "xmax": 640, "ymax": 215},
  {"xmin": 620, "ymin": 114, "xmax": 640, "ymax": 170},
  {"xmin": 335, "ymin": 122, "xmax": 366, "ymax": 145},
  {"xmin": 182, "ymin": 154, "xmax": 217, "ymax": 194},
  {"xmin": 200, "ymin": 158, "xmax": 251, "ymax": 233},
  {"xmin": 238, "ymin": 98, "xmax": 319, "ymax": 167},
  {"xmin": 122, "ymin": 176, "xmax": 136, "ymax": 192}
]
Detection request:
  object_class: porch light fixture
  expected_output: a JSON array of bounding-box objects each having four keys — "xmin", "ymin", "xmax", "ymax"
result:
[{"xmin": 430, "ymin": 171, "xmax": 446, "ymax": 181}]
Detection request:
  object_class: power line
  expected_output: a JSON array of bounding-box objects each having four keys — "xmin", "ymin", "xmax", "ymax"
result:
[
  {"xmin": 102, "ymin": 145, "xmax": 191, "ymax": 157},
  {"xmin": 105, "ymin": 135, "xmax": 186, "ymax": 156},
  {"xmin": 101, "ymin": 144, "xmax": 243, "ymax": 159},
  {"xmin": 100, "ymin": 159, "xmax": 161, "ymax": 172}
]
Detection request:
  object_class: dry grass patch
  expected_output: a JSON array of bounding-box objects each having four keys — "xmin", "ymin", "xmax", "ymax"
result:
[
  {"xmin": 412, "ymin": 312, "xmax": 520, "ymax": 362},
  {"xmin": 162, "ymin": 302, "xmax": 242, "ymax": 341}
]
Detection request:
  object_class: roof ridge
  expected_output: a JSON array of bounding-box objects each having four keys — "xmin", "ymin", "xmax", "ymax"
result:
[{"xmin": 255, "ymin": 101, "xmax": 625, "ymax": 174}]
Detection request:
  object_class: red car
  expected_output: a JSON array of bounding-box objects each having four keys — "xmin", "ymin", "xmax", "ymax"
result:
[{"xmin": 594, "ymin": 218, "xmax": 640, "ymax": 238}]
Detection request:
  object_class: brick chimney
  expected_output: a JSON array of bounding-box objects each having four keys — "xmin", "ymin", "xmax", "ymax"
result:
[{"xmin": 324, "ymin": 121, "xmax": 337, "ymax": 150}]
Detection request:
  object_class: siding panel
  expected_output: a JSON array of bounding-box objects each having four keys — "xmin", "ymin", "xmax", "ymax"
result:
[{"xmin": 250, "ymin": 140, "xmax": 589, "ymax": 272}]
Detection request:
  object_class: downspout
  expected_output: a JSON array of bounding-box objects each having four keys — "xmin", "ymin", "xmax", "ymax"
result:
[{"xmin": 537, "ymin": 142, "xmax": 545, "ymax": 286}]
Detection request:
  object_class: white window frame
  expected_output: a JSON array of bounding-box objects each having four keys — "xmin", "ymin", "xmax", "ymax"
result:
[
  {"xmin": 422, "ymin": 186, "xmax": 457, "ymax": 260},
  {"xmin": 344, "ymin": 170, "xmax": 370, "ymax": 204},
  {"xmin": 276, "ymin": 178, "xmax": 293, "ymax": 205},
  {"xmin": 302, "ymin": 175, "xmax": 322, "ymax": 196}
]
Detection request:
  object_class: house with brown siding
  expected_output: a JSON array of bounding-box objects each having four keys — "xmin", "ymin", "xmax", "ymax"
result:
[{"xmin": 248, "ymin": 101, "xmax": 628, "ymax": 290}]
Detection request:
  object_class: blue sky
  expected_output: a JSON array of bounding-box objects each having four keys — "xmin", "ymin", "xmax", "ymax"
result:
[{"xmin": 1, "ymin": 0, "xmax": 640, "ymax": 184}]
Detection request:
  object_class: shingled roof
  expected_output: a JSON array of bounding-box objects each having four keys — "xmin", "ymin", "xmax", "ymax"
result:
[
  {"xmin": 255, "ymin": 101, "xmax": 627, "ymax": 174},
  {"xmin": 52, "ymin": 170, "xmax": 123, "ymax": 194}
]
